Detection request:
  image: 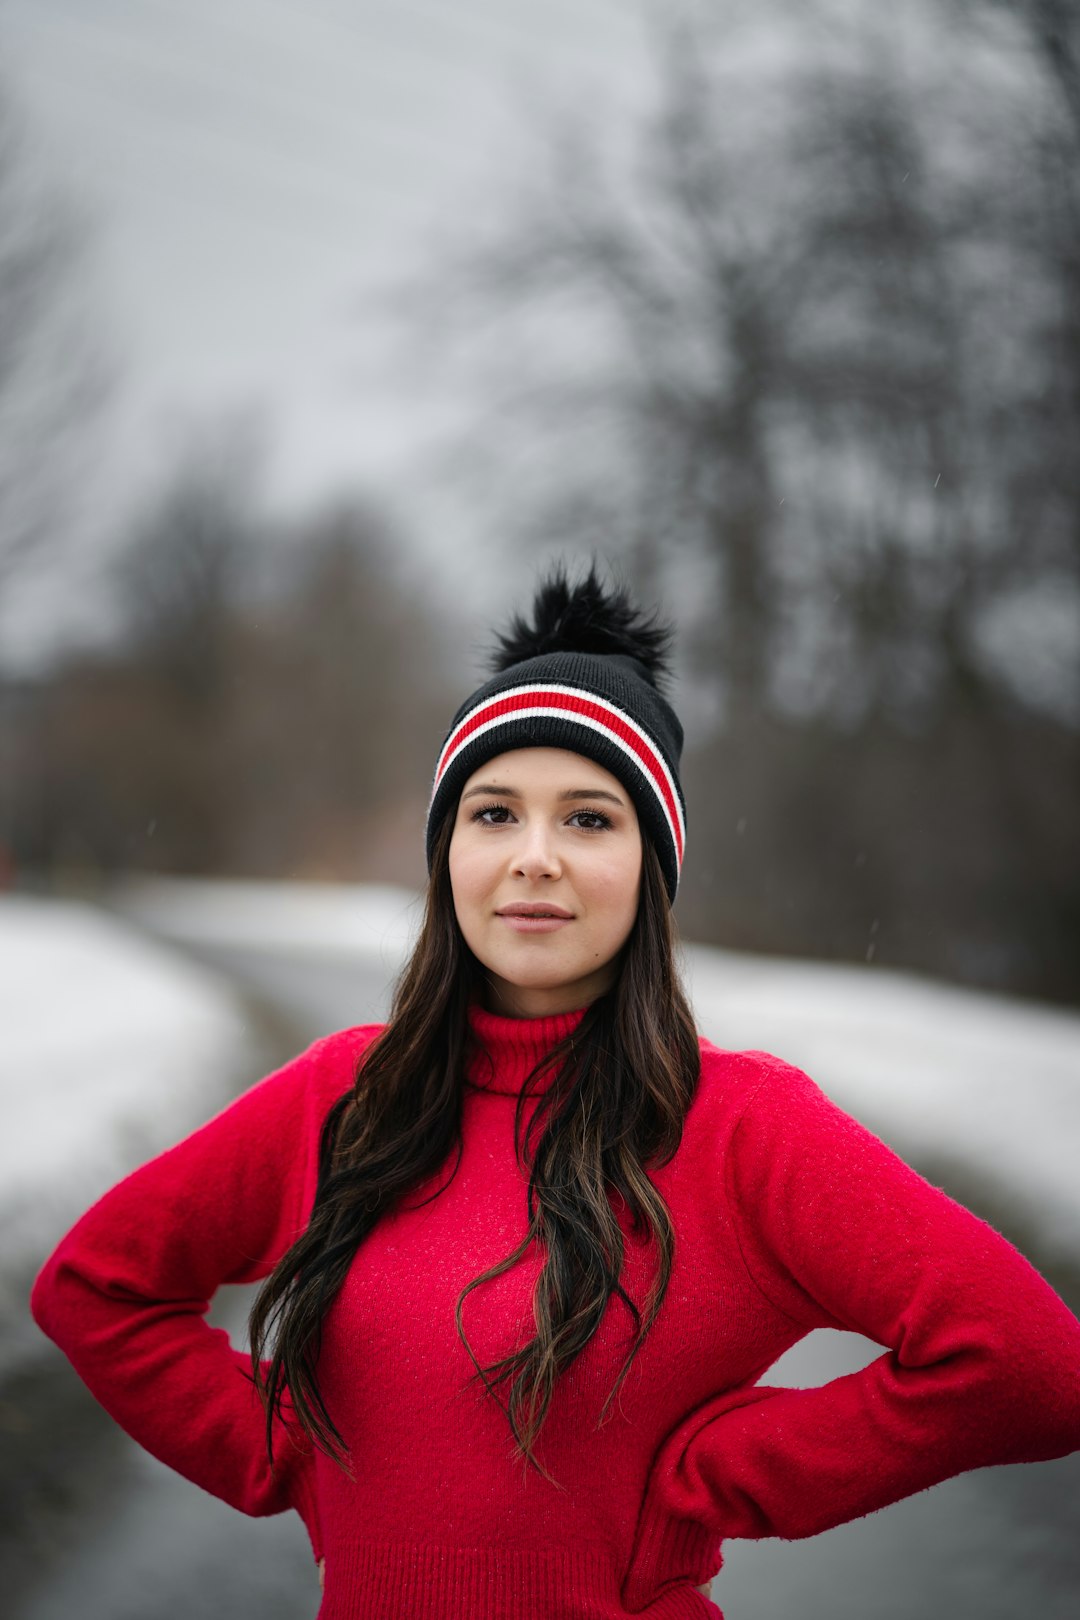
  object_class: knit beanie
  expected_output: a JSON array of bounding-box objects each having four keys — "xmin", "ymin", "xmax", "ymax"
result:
[{"xmin": 425, "ymin": 562, "xmax": 687, "ymax": 904}]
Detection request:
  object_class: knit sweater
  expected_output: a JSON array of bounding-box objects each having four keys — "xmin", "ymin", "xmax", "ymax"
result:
[{"xmin": 30, "ymin": 1000, "xmax": 1080, "ymax": 1620}]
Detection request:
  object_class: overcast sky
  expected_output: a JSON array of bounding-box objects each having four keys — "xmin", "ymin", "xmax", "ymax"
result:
[
  {"xmin": 1, "ymin": 0, "xmax": 657, "ymax": 662},
  {"xmin": 4, "ymin": 0, "xmax": 1036, "ymax": 686}
]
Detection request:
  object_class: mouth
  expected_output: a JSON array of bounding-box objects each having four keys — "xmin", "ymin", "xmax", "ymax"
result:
[
  {"xmin": 495, "ymin": 905, "xmax": 574, "ymax": 933},
  {"xmin": 496, "ymin": 906, "xmax": 574, "ymax": 919}
]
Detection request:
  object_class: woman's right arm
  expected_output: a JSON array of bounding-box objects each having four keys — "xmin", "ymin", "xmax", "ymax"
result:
[{"xmin": 29, "ymin": 1024, "xmax": 380, "ymax": 1550}]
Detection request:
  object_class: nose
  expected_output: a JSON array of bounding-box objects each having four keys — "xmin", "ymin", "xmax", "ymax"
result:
[{"xmin": 511, "ymin": 819, "xmax": 562, "ymax": 882}]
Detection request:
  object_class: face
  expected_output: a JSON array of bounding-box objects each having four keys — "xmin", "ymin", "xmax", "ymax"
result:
[{"xmin": 448, "ymin": 747, "xmax": 643, "ymax": 1018}]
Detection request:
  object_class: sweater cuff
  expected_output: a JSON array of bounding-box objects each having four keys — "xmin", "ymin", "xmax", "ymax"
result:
[{"xmin": 622, "ymin": 1514, "xmax": 721, "ymax": 1614}]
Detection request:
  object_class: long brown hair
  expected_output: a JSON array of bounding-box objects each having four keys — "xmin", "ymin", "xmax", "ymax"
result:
[{"xmin": 248, "ymin": 808, "xmax": 701, "ymax": 1480}]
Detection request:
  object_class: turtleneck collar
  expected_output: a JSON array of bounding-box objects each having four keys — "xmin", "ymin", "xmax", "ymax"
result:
[{"xmin": 464, "ymin": 996, "xmax": 590, "ymax": 1095}]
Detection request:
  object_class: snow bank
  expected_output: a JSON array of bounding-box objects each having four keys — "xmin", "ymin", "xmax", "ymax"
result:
[
  {"xmin": 682, "ymin": 944, "xmax": 1080, "ymax": 1265},
  {"xmin": 111, "ymin": 876, "xmax": 422, "ymax": 968},
  {"xmin": 0, "ymin": 894, "xmax": 254, "ymax": 1374}
]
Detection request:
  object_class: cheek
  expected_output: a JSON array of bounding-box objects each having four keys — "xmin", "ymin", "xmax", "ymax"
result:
[
  {"xmin": 448, "ymin": 836, "xmax": 492, "ymax": 909},
  {"xmin": 585, "ymin": 850, "xmax": 642, "ymax": 931}
]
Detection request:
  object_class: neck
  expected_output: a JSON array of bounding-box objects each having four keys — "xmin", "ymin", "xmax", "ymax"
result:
[{"xmin": 465, "ymin": 996, "xmax": 590, "ymax": 1096}]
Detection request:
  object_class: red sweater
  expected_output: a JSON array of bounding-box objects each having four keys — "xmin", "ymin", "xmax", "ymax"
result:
[{"xmin": 30, "ymin": 1000, "xmax": 1080, "ymax": 1619}]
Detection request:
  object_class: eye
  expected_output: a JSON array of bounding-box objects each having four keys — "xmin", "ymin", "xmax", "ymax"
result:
[
  {"xmin": 567, "ymin": 809, "xmax": 613, "ymax": 831},
  {"xmin": 470, "ymin": 801, "xmax": 513, "ymax": 825}
]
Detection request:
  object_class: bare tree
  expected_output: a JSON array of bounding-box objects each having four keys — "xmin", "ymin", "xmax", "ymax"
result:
[
  {"xmin": 229, "ymin": 493, "xmax": 458, "ymax": 880},
  {"xmin": 0, "ymin": 76, "xmax": 111, "ymax": 615},
  {"xmin": 111, "ymin": 416, "xmax": 266, "ymax": 711}
]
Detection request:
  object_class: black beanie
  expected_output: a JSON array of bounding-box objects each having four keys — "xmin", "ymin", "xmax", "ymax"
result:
[{"xmin": 425, "ymin": 563, "xmax": 687, "ymax": 904}]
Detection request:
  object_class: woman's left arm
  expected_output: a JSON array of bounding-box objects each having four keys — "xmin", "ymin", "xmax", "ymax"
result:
[{"xmin": 637, "ymin": 1058, "xmax": 1080, "ymax": 1557}]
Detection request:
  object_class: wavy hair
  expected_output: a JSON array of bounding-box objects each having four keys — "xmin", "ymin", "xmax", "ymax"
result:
[{"xmin": 248, "ymin": 807, "xmax": 701, "ymax": 1481}]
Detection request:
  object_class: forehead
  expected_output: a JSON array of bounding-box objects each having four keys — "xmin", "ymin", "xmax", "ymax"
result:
[{"xmin": 460, "ymin": 747, "xmax": 622, "ymax": 794}]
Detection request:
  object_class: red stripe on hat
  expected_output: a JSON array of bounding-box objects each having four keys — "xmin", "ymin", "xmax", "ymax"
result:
[{"xmin": 435, "ymin": 687, "xmax": 683, "ymax": 864}]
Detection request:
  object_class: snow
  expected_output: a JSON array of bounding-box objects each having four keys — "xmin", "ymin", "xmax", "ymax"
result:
[
  {"xmin": 0, "ymin": 893, "xmax": 254, "ymax": 1373},
  {"xmin": 111, "ymin": 875, "xmax": 422, "ymax": 966},
  {"xmin": 680, "ymin": 946, "xmax": 1080, "ymax": 1266}
]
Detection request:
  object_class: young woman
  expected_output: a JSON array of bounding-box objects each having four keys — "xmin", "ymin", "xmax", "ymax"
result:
[{"xmin": 31, "ymin": 563, "xmax": 1080, "ymax": 1619}]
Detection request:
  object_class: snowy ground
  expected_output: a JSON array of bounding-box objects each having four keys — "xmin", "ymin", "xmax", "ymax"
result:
[
  {"xmin": 0, "ymin": 895, "xmax": 268, "ymax": 1375},
  {"xmin": 679, "ymin": 944, "xmax": 1080, "ymax": 1269}
]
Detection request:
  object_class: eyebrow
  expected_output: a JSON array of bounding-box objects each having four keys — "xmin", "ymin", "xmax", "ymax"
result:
[{"xmin": 461, "ymin": 783, "xmax": 626, "ymax": 807}]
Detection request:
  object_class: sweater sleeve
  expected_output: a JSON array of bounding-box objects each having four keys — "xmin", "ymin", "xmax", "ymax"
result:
[
  {"xmin": 29, "ymin": 1026, "xmax": 378, "ymax": 1560},
  {"xmin": 623, "ymin": 1056, "xmax": 1080, "ymax": 1603}
]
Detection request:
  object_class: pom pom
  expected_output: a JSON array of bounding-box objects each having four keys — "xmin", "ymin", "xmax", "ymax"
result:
[{"xmin": 487, "ymin": 558, "xmax": 675, "ymax": 692}]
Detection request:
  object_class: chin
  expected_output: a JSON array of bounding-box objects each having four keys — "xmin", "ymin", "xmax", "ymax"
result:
[{"xmin": 493, "ymin": 966, "xmax": 576, "ymax": 992}]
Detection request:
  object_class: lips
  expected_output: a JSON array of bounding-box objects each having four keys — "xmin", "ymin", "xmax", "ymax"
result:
[
  {"xmin": 496, "ymin": 904, "xmax": 574, "ymax": 918},
  {"xmin": 497, "ymin": 912, "xmax": 574, "ymax": 933}
]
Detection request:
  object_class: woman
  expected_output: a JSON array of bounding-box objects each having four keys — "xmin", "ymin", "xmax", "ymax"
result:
[{"xmin": 31, "ymin": 562, "xmax": 1080, "ymax": 1618}]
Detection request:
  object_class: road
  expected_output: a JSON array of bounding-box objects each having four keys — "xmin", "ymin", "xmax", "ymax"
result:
[{"xmin": 7, "ymin": 934, "xmax": 1079, "ymax": 1619}]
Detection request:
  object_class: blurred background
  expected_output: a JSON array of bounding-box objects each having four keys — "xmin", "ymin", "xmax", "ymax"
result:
[{"xmin": 1, "ymin": 1, "xmax": 1078, "ymax": 1617}]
